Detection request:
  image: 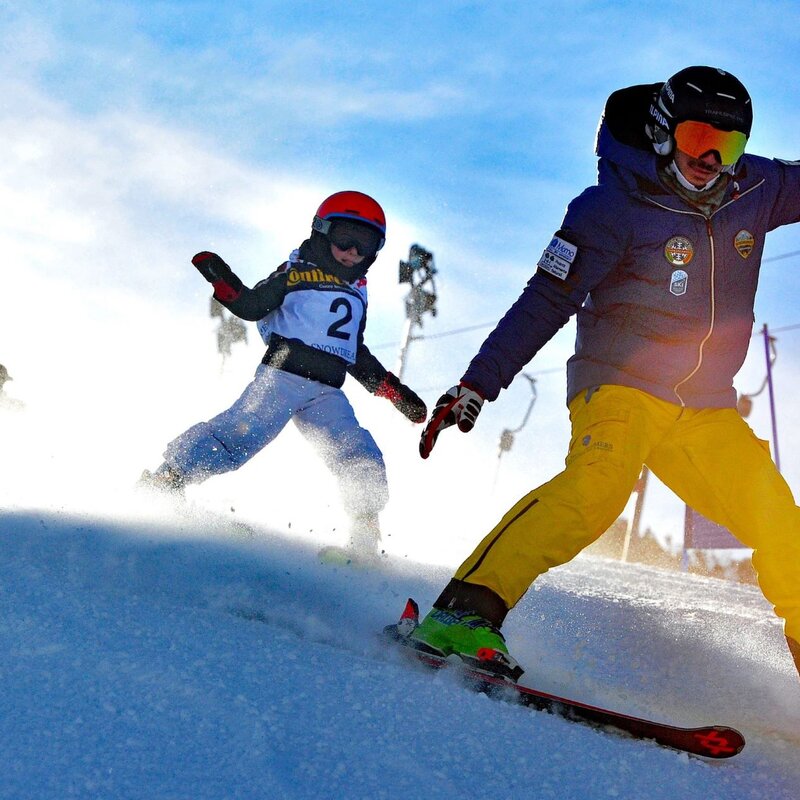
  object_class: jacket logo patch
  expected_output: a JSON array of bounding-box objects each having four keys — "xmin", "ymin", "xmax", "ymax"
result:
[
  {"xmin": 537, "ymin": 235, "xmax": 577, "ymax": 280},
  {"xmin": 734, "ymin": 229, "xmax": 755, "ymax": 259},
  {"xmin": 664, "ymin": 236, "xmax": 694, "ymax": 265},
  {"xmin": 670, "ymin": 270, "xmax": 688, "ymax": 296}
]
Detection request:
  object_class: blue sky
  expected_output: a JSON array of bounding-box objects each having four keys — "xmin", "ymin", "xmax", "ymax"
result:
[
  {"xmin": 4, "ymin": 1, "xmax": 800, "ymax": 551},
  {"xmin": 8, "ymin": 1, "xmax": 799, "ymax": 297}
]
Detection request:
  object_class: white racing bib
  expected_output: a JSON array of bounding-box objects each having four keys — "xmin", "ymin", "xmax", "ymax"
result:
[{"xmin": 257, "ymin": 266, "xmax": 367, "ymax": 364}]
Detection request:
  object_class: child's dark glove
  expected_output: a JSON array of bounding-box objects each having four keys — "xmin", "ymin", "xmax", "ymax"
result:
[
  {"xmin": 192, "ymin": 252, "xmax": 243, "ymax": 302},
  {"xmin": 375, "ymin": 373, "xmax": 427, "ymax": 423},
  {"xmin": 419, "ymin": 382, "xmax": 484, "ymax": 459}
]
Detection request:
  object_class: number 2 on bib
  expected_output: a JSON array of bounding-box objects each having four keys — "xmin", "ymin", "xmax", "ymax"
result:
[{"xmin": 327, "ymin": 298, "xmax": 353, "ymax": 340}]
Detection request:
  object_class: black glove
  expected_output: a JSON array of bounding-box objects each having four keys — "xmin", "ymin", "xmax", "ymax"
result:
[
  {"xmin": 419, "ymin": 382, "xmax": 485, "ymax": 459},
  {"xmin": 374, "ymin": 373, "xmax": 427, "ymax": 423},
  {"xmin": 192, "ymin": 251, "xmax": 243, "ymax": 302}
]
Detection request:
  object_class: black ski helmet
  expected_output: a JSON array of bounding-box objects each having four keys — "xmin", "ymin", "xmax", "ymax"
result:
[{"xmin": 647, "ymin": 66, "xmax": 752, "ymax": 156}]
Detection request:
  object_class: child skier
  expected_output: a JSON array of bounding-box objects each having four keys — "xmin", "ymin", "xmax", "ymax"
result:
[{"xmin": 141, "ymin": 190, "xmax": 427, "ymax": 562}]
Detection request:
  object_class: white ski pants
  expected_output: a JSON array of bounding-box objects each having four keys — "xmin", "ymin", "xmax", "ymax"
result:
[{"xmin": 164, "ymin": 364, "xmax": 389, "ymax": 518}]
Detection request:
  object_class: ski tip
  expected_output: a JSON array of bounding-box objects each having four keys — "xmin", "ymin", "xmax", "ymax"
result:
[{"xmin": 692, "ymin": 726, "xmax": 746, "ymax": 758}]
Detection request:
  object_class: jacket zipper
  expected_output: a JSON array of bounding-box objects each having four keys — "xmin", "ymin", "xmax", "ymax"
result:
[
  {"xmin": 672, "ymin": 217, "xmax": 715, "ymax": 407},
  {"xmin": 642, "ymin": 178, "xmax": 765, "ymax": 407}
]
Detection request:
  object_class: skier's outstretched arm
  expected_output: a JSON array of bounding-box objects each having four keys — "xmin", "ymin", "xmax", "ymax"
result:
[{"xmin": 191, "ymin": 251, "xmax": 288, "ymax": 321}]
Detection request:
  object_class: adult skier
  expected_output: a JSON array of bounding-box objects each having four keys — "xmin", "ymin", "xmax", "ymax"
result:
[
  {"xmin": 413, "ymin": 67, "xmax": 800, "ymax": 679},
  {"xmin": 142, "ymin": 191, "xmax": 427, "ymax": 563}
]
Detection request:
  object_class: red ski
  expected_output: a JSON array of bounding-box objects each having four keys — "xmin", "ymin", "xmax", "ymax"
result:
[{"xmin": 385, "ymin": 599, "xmax": 745, "ymax": 759}]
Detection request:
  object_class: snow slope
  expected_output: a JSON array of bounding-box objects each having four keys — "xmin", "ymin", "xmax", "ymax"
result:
[{"xmin": 0, "ymin": 496, "xmax": 798, "ymax": 800}]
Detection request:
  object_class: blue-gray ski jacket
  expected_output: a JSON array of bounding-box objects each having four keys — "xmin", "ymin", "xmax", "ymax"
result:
[{"xmin": 461, "ymin": 122, "xmax": 800, "ymax": 408}]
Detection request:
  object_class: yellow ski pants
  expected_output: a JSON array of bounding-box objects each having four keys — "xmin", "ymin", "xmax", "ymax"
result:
[{"xmin": 455, "ymin": 384, "xmax": 800, "ymax": 642}]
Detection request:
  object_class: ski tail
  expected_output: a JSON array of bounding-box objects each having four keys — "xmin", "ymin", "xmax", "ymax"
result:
[
  {"xmin": 397, "ymin": 598, "xmax": 419, "ymax": 632},
  {"xmin": 384, "ymin": 597, "xmax": 419, "ymax": 640}
]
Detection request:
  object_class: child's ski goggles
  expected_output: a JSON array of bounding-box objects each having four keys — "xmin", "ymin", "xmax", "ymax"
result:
[
  {"xmin": 328, "ymin": 220, "xmax": 384, "ymax": 257},
  {"xmin": 673, "ymin": 120, "xmax": 748, "ymax": 165}
]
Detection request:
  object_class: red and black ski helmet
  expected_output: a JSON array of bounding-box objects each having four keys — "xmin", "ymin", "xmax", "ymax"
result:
[{"xmin": 312, "ymin": 190, "xmax": 386, "ymax": 251}]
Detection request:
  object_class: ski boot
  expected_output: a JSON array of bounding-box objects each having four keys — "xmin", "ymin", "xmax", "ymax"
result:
[{"xmin": 406, "ymin": 602, "xmax": 523, "ymax": 681}]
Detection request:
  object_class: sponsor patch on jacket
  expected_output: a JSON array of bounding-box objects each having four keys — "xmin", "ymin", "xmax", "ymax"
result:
[
  {"xmin": 537, "ymin": 235, "xmax": 577, "ymax": 280},
  {"xmin": 286, "ymin": 267, "xmax": 348, "ymax": 287},
  {"xmin": 664, "ymin": 236, "xmax": 694, "ymax": 265},
  {"xmin": 670, "ymin": 269, "xmax": 688, "ymax": 296},
  {"xmin": 734, "ymin": 229, "xmax": 755, "ymax": 259}
]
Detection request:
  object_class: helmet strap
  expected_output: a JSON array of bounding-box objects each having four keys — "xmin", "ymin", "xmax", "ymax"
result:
[{"xmin": 667, "ymin": 159, "xmax": 721, "ymax": 192}]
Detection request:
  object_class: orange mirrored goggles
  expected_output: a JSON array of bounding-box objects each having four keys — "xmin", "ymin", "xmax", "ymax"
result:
[{"xmin": 674, "ymin": 120, "xmax": 748, "ymax": 165}]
